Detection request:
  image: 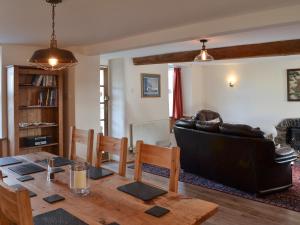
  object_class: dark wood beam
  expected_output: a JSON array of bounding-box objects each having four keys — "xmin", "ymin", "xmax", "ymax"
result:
[{"xmin": 133, "ymin": 39, "xmax": 300, "ymax": 65}]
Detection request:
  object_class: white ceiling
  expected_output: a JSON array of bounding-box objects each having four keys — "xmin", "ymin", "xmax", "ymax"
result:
[
  {"xmin": 0, "ymin": 0, "xmax": 300, "ymax": 47},
  {"xmin": 100, "ymin": 23, "xmax": 300, "ymax": 61}
]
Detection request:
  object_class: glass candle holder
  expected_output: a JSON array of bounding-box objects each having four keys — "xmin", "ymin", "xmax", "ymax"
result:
[{"xmin": 69, "ymin": 161, "xmax": 90, "ymax": 196}]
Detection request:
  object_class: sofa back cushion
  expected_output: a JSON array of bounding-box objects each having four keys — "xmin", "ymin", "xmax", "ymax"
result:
[
  {"xmin": 195, "ymin": 121, "xmax": 220, "ymax": 133},
  {"xmin": 175, "ymin": 119, "xmax": 196, "ymax": 129},
  {"xmin": 220, "ymin": 123, "xmax": 264, "ymax": 138}
]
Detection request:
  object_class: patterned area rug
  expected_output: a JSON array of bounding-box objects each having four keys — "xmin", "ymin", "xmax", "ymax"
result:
[{"xmin": 129, "ymin": 162, "xmax": 300, "ymax": 212}]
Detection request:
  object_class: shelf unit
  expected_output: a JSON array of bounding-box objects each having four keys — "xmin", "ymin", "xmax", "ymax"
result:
[{"xmin": 7, "ymin": 65, "xmax": 64, "ymax": 156}]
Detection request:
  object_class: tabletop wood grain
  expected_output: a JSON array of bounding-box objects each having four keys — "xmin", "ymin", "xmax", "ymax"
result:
[{"xmin": 0, "ymin": 152, "xmax": 218, "ymax": 225}]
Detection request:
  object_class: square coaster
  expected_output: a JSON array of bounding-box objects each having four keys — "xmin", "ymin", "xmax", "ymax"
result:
[
  {"xmin": 10, "ymin": 184, "xmax": 37, "ymax": 198},
  {"xmin": 43, "ymin": 194, "xmax": 65, "ymax": 204},
  {"xmin": 88, "ymin": 166, "xmax": 114, "ymax": 180},
  {"xmin": 145, "ymin": 206, "xmax": 170, "ymax": 217},
  {"xmin": 117, "ymin": 181, "xmax": 167, "ymax": 201},
  {"xmin": 17, "ymin": 175, "xmax": 34, "ymax": 182}
]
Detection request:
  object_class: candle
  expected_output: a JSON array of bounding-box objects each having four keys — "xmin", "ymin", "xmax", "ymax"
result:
[
  {"xmin": 74, "ymin": 170, "xmax": 87, "ymax": 189},
  {"xmin": 69, "ymin": 161, "xmax": 90, "ymax": 196}
]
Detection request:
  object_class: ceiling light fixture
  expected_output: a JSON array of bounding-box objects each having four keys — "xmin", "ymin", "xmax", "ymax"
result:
[
  {"xmin": 194, "ymin": 39, "xmax": 214, "ymax": 62},
  {"xmin": 29, "ymin": 0, "xmax": 78, "ymax": 71}
]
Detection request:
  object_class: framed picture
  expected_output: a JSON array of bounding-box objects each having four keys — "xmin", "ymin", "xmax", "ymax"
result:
[
  {"xmin": 287, "ymin": 69, "xmax": 300, "ymax": 101},
  {"xmin": 141, "ymin": 73, "xmax": 161, "ymax": 97}
]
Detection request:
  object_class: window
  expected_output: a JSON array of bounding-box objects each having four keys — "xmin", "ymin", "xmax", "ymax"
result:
[
  {"xmin": 99, "ymin": 66, "xmax": 109, "ymax": 135},
  {"xmin": 168, "ymin": 66, "xmax": 174, "ymax": 117}
]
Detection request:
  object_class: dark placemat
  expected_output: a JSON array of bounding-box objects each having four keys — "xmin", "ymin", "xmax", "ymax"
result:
[
  {"xmin": 145, "ymin": 206, "xmax": 170, "ymax": 217},
  {"xmin": 0, "ymin": 157, "xmax": 23, "ymax": 167},
  {"xmin": 37, "ymin": 157, "xmax": 73, "ymax": 167},
  {"xmin": 8, "ymin": 163, "xmax": 46, "ymax": 176},
  {"xmin": 17, "ymin": 175, "xmax": 34, "ymax": 182},
  {"xmin": 107, "ymin": 223, "xmax": 120, "ymax": 225},
  {"xmin": 88, "ymin": 166, "xmax": 114, "ymax": 180},
  {"xmin": 10, "ymin": 184, "xmax": 37, "ymax": 198},
  {"xmin": 117, "ymin": 181, "xmax": 167, "ymax": 201},
  {"xmin": 34, "ymin": 208, "xmax": 88, "ymax": 225},
  {"xmin": 52, "ymin": 168, "xmax": 65, "ymax": 173}
]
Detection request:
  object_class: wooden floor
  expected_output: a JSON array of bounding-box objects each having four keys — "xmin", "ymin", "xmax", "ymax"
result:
[{"xmin": 103, "ymin": 162, "xmax": 300, "ymax": 225}]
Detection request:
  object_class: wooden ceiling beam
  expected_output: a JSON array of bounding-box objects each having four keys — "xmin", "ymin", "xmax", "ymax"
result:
[{"xmin": 132, "ymin": 39, "xmax": 300, "ymax": 65}]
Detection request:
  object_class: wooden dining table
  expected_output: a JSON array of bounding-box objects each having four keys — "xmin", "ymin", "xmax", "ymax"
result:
[{"xmin": 0, "ymin": 152, "xmax": 218, "ymax": 225}]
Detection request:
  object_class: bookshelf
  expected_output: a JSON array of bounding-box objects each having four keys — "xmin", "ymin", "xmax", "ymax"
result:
[{"xmin": 7, "ymin": 65, "xmax": 64, "ymax": 156}]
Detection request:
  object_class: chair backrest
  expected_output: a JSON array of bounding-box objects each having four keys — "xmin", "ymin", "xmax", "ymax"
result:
[
  {"xmin": 69, "ymin": 126, "xmax": 94, "ymax": 164},
  {"xmin": 96, "ymin": 133, "xmax": 128, "ymax": 176},
  {"xmin": 134, "ymin": 141, "xmax": 180, "ymax": 192},
  {"xmin": 0, "ymin": 181, "xmax": 33, "ymax": 225}
]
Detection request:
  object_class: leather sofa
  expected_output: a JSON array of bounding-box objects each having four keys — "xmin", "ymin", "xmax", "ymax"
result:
[{"xmin": 174, "ymin": 120, "xmax": 297, "ymax": 194}]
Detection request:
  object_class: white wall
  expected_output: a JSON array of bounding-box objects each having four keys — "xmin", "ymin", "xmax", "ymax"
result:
[
  {"xmin": 124, "ymin": 58, "xmax": 169, "ymax": 125},
  {"xmin": 67, "ymin": 53, "xmax": 100, "ymax": 159},
  {"xmin": 109, "ymin": 57, "xmax": 169, "ymax": 145},
  {"xmin": 181, "ymin": 56, "xmax": 300, "ymax": 134}
]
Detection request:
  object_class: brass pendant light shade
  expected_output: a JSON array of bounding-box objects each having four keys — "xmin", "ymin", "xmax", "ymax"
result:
[
  {"xmin": 29, "ymin": 0, "xmax": 78, "ymax": 71},
  {"xmin": 194, "ymin": 39, "xmax": 214, "ymax": 62}
]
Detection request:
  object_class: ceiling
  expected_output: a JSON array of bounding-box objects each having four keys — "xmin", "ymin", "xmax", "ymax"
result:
[
  {"xmin": 100, "ymin": 23, "xmax": 300, "ymax": 61},
  {"xmin": 0, "ymin": 0, "xmax": 300, "ymax": 47}
]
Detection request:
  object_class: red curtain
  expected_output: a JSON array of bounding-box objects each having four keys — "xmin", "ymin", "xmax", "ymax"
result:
[{"xmin": 172, "ymin": 68, "xmax": 183, "ymax": 120}]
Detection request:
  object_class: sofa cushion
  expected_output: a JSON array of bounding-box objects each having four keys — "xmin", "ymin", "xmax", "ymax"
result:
[
  {"xmin": 175, "ymin": 119, "xmax": 196, "ymax": 129},
  {"xmin": 195, "ymin": 121, "xmax": 220, "ymax": 133},
  {"xmin": 219, "ymin": 123, "xmax": 265, "ymax": 138}
]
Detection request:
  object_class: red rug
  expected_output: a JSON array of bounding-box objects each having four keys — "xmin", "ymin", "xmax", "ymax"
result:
[{"xmin": 129, "ymin": 162, "xmax": 300, "ymax": 212}]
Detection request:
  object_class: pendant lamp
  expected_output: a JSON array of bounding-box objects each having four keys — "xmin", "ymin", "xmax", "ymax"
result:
[
  {"xmin": 29, "ymin": 0, "xmax": 78, "ymax": 70},
  {"xmin": 194, "ymin": 39, "xmax": 214, "ymax": 62}
]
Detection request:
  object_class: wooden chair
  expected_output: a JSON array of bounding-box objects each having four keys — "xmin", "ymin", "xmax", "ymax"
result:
[
  {"xmin": 0, "ymin": 180, "xmax": 33, "ymax": 225},
  {"xmin": 96, "ymin": 133, "xmax": 128, "ymax": 176},
  {"xmin": 0, "ymin": 170, "xmax": 3, "ymax": 181},
  {"xmin": 69, "ymin": 126, "xmax": 94, "ymax": 164},
  {"xmin": 134, "ymin": 141, "xmax": 180, "ymax": 193}
]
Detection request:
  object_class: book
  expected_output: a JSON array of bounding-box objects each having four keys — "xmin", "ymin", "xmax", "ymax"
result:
[
  {"xmin": 32, "ymin": 75, "xmax": 44, "ymax": 86},
  {"xmin": 45, "ymin": 89, "xmax": 50, "ymax": 106}
]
